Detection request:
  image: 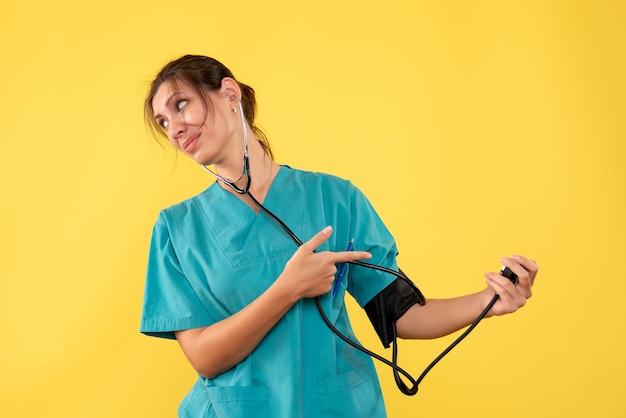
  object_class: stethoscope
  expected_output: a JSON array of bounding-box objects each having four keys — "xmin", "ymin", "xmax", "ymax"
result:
[{"xmin": 198, "ymin": 96, "xmax": 510, "ymax": 396}]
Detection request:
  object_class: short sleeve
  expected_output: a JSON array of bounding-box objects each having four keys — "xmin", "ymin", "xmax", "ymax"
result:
[
  {"xmin": 140, "ymin": 212, "xmax": 216, "ymax": 339},
  {"xmin": 345, "ymin": 185, "xmax": 400, "ymax": 307}
]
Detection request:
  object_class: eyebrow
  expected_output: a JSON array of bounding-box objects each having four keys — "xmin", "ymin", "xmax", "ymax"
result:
[{"xmin": 153, "ymin": 92, "xmax": 182, "ymax": 121}]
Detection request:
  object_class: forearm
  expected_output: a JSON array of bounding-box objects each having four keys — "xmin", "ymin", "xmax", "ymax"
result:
[
  {"xmin": 395, "ymin": 292, "xmax": 487, "ymax": 340},
  {"xmin": 175, "ymin": 279, "xmax": 299, "ymax": 379}
]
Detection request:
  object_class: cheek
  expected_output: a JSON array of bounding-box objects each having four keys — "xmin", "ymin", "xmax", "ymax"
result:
[{"xmin": 219, "ymin": 108, "xmax": 239, "ymax": 135}]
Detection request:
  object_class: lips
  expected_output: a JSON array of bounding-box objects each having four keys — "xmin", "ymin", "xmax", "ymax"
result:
[{"xmin": 182, "ymin": 133, "xmax": 200, "ymax": 153}]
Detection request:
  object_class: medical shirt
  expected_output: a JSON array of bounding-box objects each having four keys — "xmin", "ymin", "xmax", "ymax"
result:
[{"xmin": 140, "ymin": 166, "xmax": 399, "ymax": 418}]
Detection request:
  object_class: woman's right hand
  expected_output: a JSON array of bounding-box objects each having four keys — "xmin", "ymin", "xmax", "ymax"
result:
[{"xmin": 277, "ymin": 226, "xmax": 372, "ymax": 299}]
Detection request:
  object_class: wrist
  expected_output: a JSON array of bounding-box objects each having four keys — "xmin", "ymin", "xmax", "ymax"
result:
[
  {"xmin": 272, "ymin": 274, "xmax": 302, "ymax": 306},
  {"xmin": 479, "ymin": 288, "xmax": 497, "ymax": 318}
]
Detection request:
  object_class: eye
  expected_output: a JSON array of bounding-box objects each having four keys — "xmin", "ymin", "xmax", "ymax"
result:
[
  {"xmin": 158, "ymin": 119, "xmax": 169, "ymax": 130},
  {"xmin": 176, "ymin": 99, "xmax": 189, "ymax": 112}
]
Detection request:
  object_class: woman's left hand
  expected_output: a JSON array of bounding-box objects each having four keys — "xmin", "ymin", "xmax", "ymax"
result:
[{"xmin": 483, "ymin": 255, "xmax": 538, "ymax": 316}]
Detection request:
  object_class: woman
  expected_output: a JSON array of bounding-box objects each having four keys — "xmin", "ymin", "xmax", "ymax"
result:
[{"xmin": 140, "ymin": 55, "xmax": 538, "ymax": 418}]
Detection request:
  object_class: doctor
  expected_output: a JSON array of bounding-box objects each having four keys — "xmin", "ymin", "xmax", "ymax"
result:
[{"xmin": 140, "ymin": 54, "xmax": 538, "ymax": 418}]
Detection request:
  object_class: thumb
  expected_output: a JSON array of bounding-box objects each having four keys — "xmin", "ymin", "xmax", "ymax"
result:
[{"xmin": 301, "ymin": 226, "xmax": 333, "ymax": 253}]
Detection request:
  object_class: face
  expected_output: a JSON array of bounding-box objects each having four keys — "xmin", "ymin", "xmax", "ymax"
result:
[{"xmin": 152, "ymin": 80, "xmax": 239, "ymax": 167}]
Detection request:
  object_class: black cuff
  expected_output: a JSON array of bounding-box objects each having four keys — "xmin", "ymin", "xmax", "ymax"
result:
[{"xmin": 364, "ymin": 270, "xmax": 426, "ymax": 348}]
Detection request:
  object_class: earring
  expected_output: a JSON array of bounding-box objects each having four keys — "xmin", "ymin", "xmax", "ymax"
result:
[{"xmin": 232, "ymin": 107, "xmax": 237, "ymax": 113}]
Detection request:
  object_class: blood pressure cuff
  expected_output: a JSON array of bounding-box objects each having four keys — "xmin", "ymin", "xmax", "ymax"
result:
[{"xmin": 364, "ymin": 271, "xmax": 426, "ymax": 348}]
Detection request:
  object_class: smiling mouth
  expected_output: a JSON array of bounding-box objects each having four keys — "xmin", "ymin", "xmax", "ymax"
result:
[{"xmin": 182, "ymin": 133, "xmax": 200, "ymax": 152}]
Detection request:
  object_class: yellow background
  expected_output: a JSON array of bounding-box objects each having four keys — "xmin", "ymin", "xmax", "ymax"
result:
[{"xmin": 1, "ymin": 1, "xmax": 624, "ymax": 417}]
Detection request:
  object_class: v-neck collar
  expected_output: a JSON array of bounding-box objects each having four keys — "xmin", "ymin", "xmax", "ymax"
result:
[
  {"xmin": 212, "ymin": 165, "xmax": 284, "ymax": 215},
  {"xmin": 198, "ymin": 166, "xmax": 302, "ymax": 268}
]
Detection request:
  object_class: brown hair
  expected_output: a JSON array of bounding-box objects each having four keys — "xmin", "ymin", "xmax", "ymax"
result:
[{"xmin": 144, "ymin": 55, "xmax": 273, "ymax": 159}]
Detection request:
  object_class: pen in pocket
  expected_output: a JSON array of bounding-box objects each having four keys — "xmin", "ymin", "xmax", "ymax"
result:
[{"xmin": 332, "ymin": 238, "xmax": 354, "ymax": 298}]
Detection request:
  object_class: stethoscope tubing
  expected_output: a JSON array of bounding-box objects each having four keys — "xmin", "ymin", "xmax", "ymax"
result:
[
  {"xmin": 247, "ymin": 186, "xmax": 499, "ymax": 396},
  {"xmin": 196, "ymin": 94, "xmax": 500, "ymax": 396}
]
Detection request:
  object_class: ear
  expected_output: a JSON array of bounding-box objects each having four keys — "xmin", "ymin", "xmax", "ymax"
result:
[{"xmin": 221, "ymin": 77, "xmax": 242, "ymax": 102}]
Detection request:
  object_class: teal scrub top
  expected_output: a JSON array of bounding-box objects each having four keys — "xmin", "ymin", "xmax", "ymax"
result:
[{"xmin": 140, "ymin": 166, "xmax": 399, "ymax": 418}]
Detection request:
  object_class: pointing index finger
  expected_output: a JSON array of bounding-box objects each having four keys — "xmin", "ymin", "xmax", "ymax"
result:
[{"xmin": 301, "ymin": 226, "xmax": 333, "ymax": 252}]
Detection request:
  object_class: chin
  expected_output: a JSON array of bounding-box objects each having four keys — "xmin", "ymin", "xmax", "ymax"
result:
[{"xmin": 187, "ymin": 152, "xmax": 212, "ymax": 166}]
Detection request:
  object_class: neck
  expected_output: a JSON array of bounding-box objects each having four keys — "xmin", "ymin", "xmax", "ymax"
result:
[{"xmin": 215, "ymin": 140, "xmax": 279, "ymax": 205}]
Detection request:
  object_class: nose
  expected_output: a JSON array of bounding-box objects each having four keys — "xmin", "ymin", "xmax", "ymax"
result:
[{"xmin": 167, "ymin": 114, "xmax": 187, "ymax": 142}]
